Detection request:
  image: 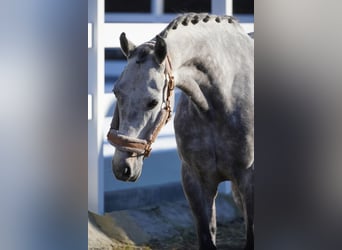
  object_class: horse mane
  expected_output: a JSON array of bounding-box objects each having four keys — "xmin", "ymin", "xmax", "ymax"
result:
[{"xmin": 159, "ymin": 13, "xmax": 239, "ymax": 38}]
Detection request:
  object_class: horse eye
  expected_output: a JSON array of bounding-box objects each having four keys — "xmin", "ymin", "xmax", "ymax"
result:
[{"xmin": 147, "ymin": 99, "xmax": 158, "ymax": 109}]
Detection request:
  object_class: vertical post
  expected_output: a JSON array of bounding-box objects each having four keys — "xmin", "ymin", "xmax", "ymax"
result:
[
  {"xmin": 151, "ymin": 0, "xmax": 164, "ymax": 16},
  {"xmin": 211, "ymin": 0, "xmax": 233, "ymax": 15},
  {"xmin": 88, "ymin": 0, "xmax": 105, "ymax": 214}
]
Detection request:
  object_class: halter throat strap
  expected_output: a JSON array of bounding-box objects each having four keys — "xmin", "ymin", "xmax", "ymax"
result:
[{"xmin": 107, "ymin": 55, "xmax": 174, "ymax": 158}]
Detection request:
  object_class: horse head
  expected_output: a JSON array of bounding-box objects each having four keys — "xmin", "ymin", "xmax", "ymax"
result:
[{"xmin": 107, "ymin": 33, "xmax": 174, "ymax": 182}]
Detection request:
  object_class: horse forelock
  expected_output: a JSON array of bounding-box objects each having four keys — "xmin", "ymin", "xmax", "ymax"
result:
[{"xmin": 133, "ymin": 42, "xmax": 156, "ymax": 64}]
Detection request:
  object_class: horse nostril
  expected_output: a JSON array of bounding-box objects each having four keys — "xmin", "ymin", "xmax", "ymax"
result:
[{"xmin": 123, "ymin": 167, "xmax": 130, "ymax": 177}]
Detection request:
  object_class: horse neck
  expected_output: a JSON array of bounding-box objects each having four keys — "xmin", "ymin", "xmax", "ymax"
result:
[
  {"xmin": 165, "ymin": 29, "xmax": 214, "ymax": 69},
  {"xmin": 163, "ymin": 18, "xmax": 248, "ymax": 65},
  {"xmin": 164, "ymin": 23, "xmax": 251, "ymax": 112}
]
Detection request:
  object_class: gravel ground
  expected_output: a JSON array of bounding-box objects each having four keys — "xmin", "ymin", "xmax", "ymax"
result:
[
  {"xmin": 88, "ymin": 195, "xmax": 245, "ymax": 250},
  {"xmin": 146, "ymin": 219, "xmax": 245, "ymax": 250}
]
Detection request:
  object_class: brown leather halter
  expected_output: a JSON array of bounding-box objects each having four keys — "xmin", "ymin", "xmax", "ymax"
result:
[{"xmin": 107, "ymin": 55, "xmax": 175, "ymax": 159}]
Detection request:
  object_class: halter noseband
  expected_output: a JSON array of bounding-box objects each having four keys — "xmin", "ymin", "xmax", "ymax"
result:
[{"xmin": 107, "ymin": 55, "xmax": 175, "ymax": 159}]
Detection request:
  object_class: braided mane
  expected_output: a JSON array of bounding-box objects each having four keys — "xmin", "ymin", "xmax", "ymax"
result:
[{"xmin": 159, "ymin": 13, "xmax": 238, "ymax": 38}]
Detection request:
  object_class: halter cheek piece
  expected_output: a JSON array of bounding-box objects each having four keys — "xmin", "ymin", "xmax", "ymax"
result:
[{"xmin": 107, "ymin": 55, "xmax": 174, "ymax": 159}]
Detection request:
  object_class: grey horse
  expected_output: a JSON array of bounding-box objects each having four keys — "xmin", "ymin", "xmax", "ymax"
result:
[{"xmin": 107, "ymin": 13, "xmax": 254, "ymax": 250}]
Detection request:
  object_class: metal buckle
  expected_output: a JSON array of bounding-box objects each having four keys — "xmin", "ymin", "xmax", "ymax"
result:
[{"xmin": 143, "ymin": 145, "xmax": 152, "ymax": 159}]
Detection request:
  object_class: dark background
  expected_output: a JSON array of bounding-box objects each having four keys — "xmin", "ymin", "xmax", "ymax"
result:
[{"xmin": 105, "ymin": 0, "xmax": 253, "ymax": 14}]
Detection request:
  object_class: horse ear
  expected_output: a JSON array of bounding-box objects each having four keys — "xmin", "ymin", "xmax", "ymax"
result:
[
  {"xmin": 120, "ymin": 32, "xmax": 136, "ymax": 58},
  {"xmin": 154, "ymin": 35, "xmax": 167, "ymax": 64}
]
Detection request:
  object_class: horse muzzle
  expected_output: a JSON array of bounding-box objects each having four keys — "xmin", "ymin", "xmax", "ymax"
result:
[{"xmin": 112, "ymin": 150, "xmax": 143, "ymax": 182}]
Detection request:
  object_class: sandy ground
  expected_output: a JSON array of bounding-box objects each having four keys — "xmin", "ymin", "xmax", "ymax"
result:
[{"xmin": 88, "ymin": 195, "xmax": 246, "ymax": 250}]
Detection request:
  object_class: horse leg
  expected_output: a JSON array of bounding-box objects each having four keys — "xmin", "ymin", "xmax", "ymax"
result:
[
  {"xmin": 181, "ymin": 163, "xmax": 218, "ymax": 250},
  {"xmin": 234, "ymin": 165, "xmax": 254, "ymax": 250},
  {"xmin": 232, "ymin": 181, "xmax": 243, "ymax": 212}
]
